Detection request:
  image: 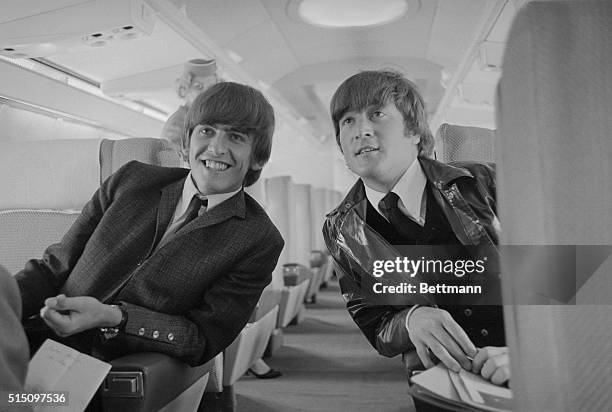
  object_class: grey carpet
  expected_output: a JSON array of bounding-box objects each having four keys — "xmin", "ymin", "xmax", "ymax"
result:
[{"xmin": 234, "ymin": 281, "xmax": 417, "ymax": 411}]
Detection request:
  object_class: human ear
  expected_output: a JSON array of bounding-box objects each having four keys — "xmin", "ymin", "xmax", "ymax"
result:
[{"xmin": 250, "ymin": 160, "xmax": 264, "ymax": 171}]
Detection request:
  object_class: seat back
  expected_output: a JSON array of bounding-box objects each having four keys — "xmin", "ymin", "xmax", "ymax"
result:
[
  {"xmin": 498, "ymin": 2, "xmax": 612, "ymax": 410},
  {"xmin": 265, "ymin": 176, "xmax": 293, "ymax": 277},
  {"xmin": 99, "ymin": 138, "xmax": 181, "ymax": 181},
  {"xmin": 0, "ymin": 139, "xmax": 101, "ymax": 273},
  {"xmin": 436, "ymin": 123, "xmax": 496, "ymax": 163},
  {"xmin": 0, "ymin": 139, "xmax": 181, "ymax": 274},
  {"xmin": 292, "ymin": 183, "xmax": 313, "ymax": 266},
  {"xmin": 311, "ymin": 188, "xmax": 329, "ymax": 252}
]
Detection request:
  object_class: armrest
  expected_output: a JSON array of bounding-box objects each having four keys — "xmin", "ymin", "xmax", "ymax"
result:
[
  {"xmin": 249, "ymin": 288, "xmax": 282, "ymax": 323},
  {"xmin": 401, "ymin": 351, "xmax": 423, "ymax": 384},
  {"xmin": 101, "ymin": 352, "xmax": 211, "ymax": 412},
  {"xmin": 309, "ymin": 250, "xmax": 326, "ymax": 268},
  {"xmin": 282, "ymin": 263, "xmax": 312, "ymax": 286}
]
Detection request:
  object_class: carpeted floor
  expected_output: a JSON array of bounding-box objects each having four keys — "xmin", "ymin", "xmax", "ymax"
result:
[{"xmin": 234, "ymin": 281, "xmax": 417, "ymax": 411}]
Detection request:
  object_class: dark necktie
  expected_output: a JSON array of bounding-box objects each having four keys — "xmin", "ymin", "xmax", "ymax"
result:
[
  {"xmin": 155, "ymin": 195, "xmax": 208, "ymax": 250},
  {"xmin": 176, "ymin": 195, "xmax": 208, "ymax": 232},
  {"xmin": 378, "ymin": 192, "xmax": 414, "ymax": 239}
]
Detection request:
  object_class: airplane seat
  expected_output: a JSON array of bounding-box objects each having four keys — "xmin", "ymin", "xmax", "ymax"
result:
[
  {"xmin": 435, "ymin": 123, "xmax": 496, "ymax": 163},
  {"xmin": 305, "ymin": 186, "xmax": 328, "ymax": 301},
  {"xmin": 320, "ymin": 252, "xmax": 335, "ymax": 285},
  {"xmin": 311, "ymin": 188, "xmax": 332, "ymax": 287},
  {"xmin": 99, "ymin": 137, "xmax": 182, "ymax": 180},
  {"xmin": 0, "ymin": 137, "xmax": 214, "ymax": 412},
  {"xmin": 217, "ymin": 287, "xmax": 281, "ymax": 411},
  {"xmin": 0, "ymin": 139, "xmax": 101, "ymax": 274},
  {"xmin": 497, "ymin": 1, "xmax": 612, "ymax": 410},
  {"xmin": 244, "ymin": 178, "xmax": 285, "ymax": 355},
  {"xmin": 294, "ymin": 183, "xmax": 319, "ymax": 305},
  {"xmin": 319, "ymin": 189, "xmax": 340, "ymax": 285},
  {"xmin": 265, "ymin": 176, "xmax": 311, "ymax": 328}
]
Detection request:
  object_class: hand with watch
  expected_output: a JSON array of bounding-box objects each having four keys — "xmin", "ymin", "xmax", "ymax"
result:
[
  {"xmin": 39, "ymin": 294, "xmax": 128, "ymax": 339},
  {"xmin": 100, "ymin": 303, "xmax": 128, "ymax": 340}
]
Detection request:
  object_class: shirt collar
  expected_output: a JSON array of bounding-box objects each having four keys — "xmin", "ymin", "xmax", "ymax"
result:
[
  {"xmin": 177, "ymin": 172, "xmax": 241, "ymax": 217},
  {"xmin": 363, "ymin": 157, "xmax": 427, "ymax": 225}
]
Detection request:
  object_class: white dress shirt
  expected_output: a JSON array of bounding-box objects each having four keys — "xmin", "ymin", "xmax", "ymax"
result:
[
  {"xmin": 364, "ymin": 158, "xmax": 428, "ymax": 227},
  {"xmin": 363, "ymin": 159, "xmax": 431, "ymax": 332},
  {"xmin": 156, "ymin": 172, "xmax": 241, "ymax": 248}
]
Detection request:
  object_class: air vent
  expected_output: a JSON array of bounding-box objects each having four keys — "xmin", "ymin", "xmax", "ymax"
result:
[{"xmin": 0, "ymin": 0, "xmax": 154, "ymax": 59}]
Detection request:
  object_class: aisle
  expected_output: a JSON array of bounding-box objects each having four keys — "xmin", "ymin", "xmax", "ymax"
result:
[{"xmin": 234, "ymin": 281, "xmax": 416, "ymax": 411}]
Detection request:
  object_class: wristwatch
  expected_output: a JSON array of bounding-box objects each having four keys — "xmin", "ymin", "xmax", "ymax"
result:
[{"xmin": 100, "ymin": 303, "xmax": 128, "ymax": 340}]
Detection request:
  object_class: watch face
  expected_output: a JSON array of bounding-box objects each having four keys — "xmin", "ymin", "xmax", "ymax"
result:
[{"xmin": 101, "ymin": 327, "xmax": 119, "ymax": 340}]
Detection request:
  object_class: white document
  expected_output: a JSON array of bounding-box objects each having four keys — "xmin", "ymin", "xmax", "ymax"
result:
[
  {"xmin": 25, "ymin": 339, "xmax": 111, "ymax": 412},
  {"xmin": 410, "ymin": 363, "xmax": 461, "ymax": 401}
]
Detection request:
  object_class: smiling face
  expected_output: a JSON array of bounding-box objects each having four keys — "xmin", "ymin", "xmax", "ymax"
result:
[
  {"xmin": 187, "ymin": 124, "xmax": 262, "ymax": 195},
  {"xmin": 338, "ymin": 101, "xmax": 420, "ymax": 192}
]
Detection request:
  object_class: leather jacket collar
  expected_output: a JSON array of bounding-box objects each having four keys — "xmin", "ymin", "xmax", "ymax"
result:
[{"xmin": 329, "ymin": 156, "xmax": 475, "ymax": 221}]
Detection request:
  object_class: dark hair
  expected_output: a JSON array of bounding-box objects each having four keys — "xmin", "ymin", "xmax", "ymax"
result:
[
  {"xmin": 330, "ymin": 70, "xmax": 434, "ymax": 156},
  {"xmin": 182, "ymin": 82, "xmax": 275, "ymax": 186}
]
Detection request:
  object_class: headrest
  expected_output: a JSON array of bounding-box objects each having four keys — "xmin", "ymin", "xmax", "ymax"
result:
[
  {"xmin": 0, "ymin": 139, "xmax": 102, "ymax": 210},
  {"xmin": 436, "ymin": 123, "xmax": 496, "ymax": 163},
  {"xmin": 0, "ymin": 138, "xmax": 182, "ymax": 210},
  {"xmin": 99, "ymin": 138, "xmax": 181, "ymax": 181}
]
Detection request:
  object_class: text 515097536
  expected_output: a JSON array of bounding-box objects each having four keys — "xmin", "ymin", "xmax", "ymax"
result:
[{"xmin": 1, "ymin": 391, "xmax": 69, "ymax": 407}]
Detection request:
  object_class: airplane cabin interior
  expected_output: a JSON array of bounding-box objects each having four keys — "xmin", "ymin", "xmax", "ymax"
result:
[{"xmin": 0, "ymin": 1, "xmax": 610, "ymax": 411}]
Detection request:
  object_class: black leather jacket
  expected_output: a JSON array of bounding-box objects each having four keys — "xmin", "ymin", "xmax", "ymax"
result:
[{"xmin": 322, "ymin": 157, "xmax": 504, "ymax": 357}]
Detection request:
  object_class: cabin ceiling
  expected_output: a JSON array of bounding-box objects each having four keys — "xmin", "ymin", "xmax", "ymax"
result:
[{"xmin": 0, "ymin": 0, "xmax": 519, "ymax": 144}]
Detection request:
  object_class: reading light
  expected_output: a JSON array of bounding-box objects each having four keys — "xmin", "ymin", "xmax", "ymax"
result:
[{"xmin": 298, "ymin": 0, "xmax": 411, "ymax": 28}]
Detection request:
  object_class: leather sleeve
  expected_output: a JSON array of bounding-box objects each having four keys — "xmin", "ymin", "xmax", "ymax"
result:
[{"xmin": 335, "ymin": 259, "xmax": 414, "ymax": 358}]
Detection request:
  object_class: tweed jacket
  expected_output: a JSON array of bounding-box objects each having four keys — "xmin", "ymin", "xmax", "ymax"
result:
[
  {"xmin": 323, "ymin": 156, "xmax": 504, "ymax": 357},
  {"xmin": 16, "ymin": 161, "xmax": 284, "ymax": 366}
]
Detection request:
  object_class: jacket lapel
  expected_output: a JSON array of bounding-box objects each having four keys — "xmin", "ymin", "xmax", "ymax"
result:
[
  {"xmin": 176, "ymin": 190, "xmax": 246, "ymax": 235},
  {"xmin": 147, "ymin": 178, "xmax": 185, "ymax": 255}
]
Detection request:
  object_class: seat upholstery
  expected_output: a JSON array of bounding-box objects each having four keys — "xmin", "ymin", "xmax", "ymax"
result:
[
  {"xmin": 436, "ymin": 123, "xmax": 496, "ymax": 163},
  {"xmin": 497, "ymin": 2, "xmax": 612, "ymax": 410},
  {"xmin": 99, "ymin": 138, "xmax": 182, "ymax": 182},
  {"xmin": 266, "ymin": 176, "xmax": 310, "ymax": 327},
  {"xmin": 0, "ymin": 139, "xmax": 181, "ymax": 275}
]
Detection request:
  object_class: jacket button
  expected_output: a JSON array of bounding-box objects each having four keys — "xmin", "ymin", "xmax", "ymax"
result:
[
  {"xmin": 167, "ymin": 333, "xmax": 174, "ymax": 341},
  {"xmin": 152, "ymin": 330, "xmax": 159, "ymax": 339},
  {"xmin": 480, "ymin": 328, "xmax": 489, "ymax": 337},
  {"xmin": 464, "ymin": 308, "xmax": 472, "ymax": 317},
  {"xmin": 447, "ymin": 192, "xmax": 454, "ymax": 200},
  {"xmin": 138, "ymin": 328, "xmax": 145, "ymax": 336}
]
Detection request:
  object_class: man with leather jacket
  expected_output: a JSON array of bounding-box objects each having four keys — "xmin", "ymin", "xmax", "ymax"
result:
[{"xmin": 322, "ymin": 70, "xmax": 510, "ymax": 387}]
